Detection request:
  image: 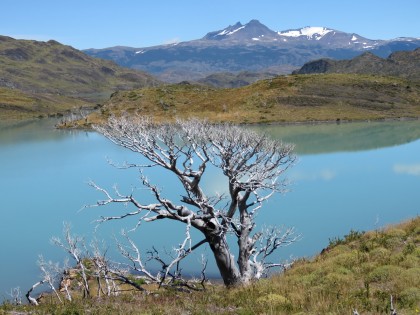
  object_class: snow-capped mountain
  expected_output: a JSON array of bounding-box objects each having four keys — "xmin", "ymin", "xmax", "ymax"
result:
[
  {"xmin": 277, "ymin": 26, "xmax": 378, "ymax": 50},
  {"xmin": 203, "ymin": 19, "xmax": 279, "ymax": 42},
  {"xmin": 202, "ymin": 21, "xmax": 378, "ymax": 49},
  {"xmin": 84, "ymin": 20, "xmax": 420, "ymax": 82},
  {"xmin": 278, "ymin": 26, "xmax": 334, "ymax": 40}
]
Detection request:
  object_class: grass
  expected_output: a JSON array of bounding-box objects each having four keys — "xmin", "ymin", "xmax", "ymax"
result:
[
  {"xmin": 64, "ymin": 73, "xmax": 420, "ymax": 128},
  {"xmin": 2, "ymin": 216, "xmax": 419, "ymax": 314},
  {"xmin": 0, "ymin": 87, "xmax": 90, "ymax": 121}
]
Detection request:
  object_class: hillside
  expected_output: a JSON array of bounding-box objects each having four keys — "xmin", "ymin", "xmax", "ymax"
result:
[
  {"xmin": 2, "ymin": 217, "xmax": 418, "ymax": 314},
  {"xmin": 0, "ymin": 87, "xmax": 89, "ymax": 121},
  {"xmin": 295, "ymin": 48, "xmax": 420, "ymax": 81},
  {"xmin": 0, "ymin": 35, "xmax": 160, "ymax": 120},
  {"xmin": 84, "ymin": 20, "xmax": 420, "ymax": 82},
  {"xmin": 197, "ymin": 71, "xmax": 277, "ymax": 88},
  {"xmin": 65, "ymin": 73, "xmax": 420, "ymax": 128}
]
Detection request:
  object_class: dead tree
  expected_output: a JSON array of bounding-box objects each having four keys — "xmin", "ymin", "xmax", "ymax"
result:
[
  {"xmin": 390, "ymin": 295, "xmax": 397, "ymax": 315},
  {"xmin": 8, "ymin": 287, "xmax": 22, "ymax": 305},
  {"xmin": 26, "ymin": 256, "xmax": 64, "ymax": 305},
  {"xmin": 51, "ymin": 223, "xmax": 91, "ymax": 297},
  {"xmin": 92, "ymin": 116, "xmax": 298, "ymax": 286}
]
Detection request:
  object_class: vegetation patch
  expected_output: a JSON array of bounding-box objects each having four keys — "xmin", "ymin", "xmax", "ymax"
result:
[
  {"xmin": 64, "ymin": 73, "xmax": 420, "ymax": 128},
  {"xmin": 2, "ymin": 217, "xmax": 418, "ymax": 314}
]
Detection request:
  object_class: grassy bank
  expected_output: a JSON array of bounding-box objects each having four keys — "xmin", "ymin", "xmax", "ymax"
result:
[
  {"xmin": 61, "ymin": 73, "xmax": 420, "ymax": 128},
  {"xmin": 2, "ymin": 216, "xmax": 418, "ymax": 314},
  {"xmin": 2, "ymin": 73, "xmax": 419, "ymax": 126},
  {"xmin": 0, "ymin": 87, "xmax": 93, "ymax": 122}
]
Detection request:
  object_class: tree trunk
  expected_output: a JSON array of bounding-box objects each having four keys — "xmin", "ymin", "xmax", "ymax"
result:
[
  {"xmin": 237, "ymin": 207, "xmax": 253, "ymax": 284},
  {"xmin": 206, "ymin": 234, "xmax": 241, "ymax": 286}
]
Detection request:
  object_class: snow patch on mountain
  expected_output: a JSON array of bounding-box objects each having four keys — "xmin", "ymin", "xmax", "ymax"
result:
[
  {"xmin": 351, "ymin": 35, "xmax": 358, "ymax": 41},
  {"xmin": 217, "ymin": 26, "xmax": 245, "ymax": 36},
  {"xmin": 278, "ymin": 27, "xmax": 333, "ymax": 40}
]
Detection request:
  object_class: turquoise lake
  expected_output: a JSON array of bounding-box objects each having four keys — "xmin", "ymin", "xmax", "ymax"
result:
[{"xmin": 0, "ymin": 119, "xmax": 419, "ymax": 301}]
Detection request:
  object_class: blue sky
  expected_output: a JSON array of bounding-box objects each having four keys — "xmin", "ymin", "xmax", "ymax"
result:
[{"xmin": 2, "ymin": 0, "xmax": 419, "ymax": 49}]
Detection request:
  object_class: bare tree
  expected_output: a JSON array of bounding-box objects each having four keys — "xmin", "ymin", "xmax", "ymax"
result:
[
  {"xmin": 390, "ymin": 295, "xmax": 397, "ymax": 315},
  {"xmin": 8, "ymin": 287, "xmax": 22, "ymax": 305},
  {"xmin": 109, "ymin": 229, "xmax": 207, "ymax": 292},
  {"xmin": 51, "ymin": 223, "xmax": 91, "ymax": 297},
  {"xmin": 91, "ymin": 116, "xmax": 298, "ymax": 286},
  {"xmin": 26, "ymin": 256, "xmax": 64, "ymax": 305}
]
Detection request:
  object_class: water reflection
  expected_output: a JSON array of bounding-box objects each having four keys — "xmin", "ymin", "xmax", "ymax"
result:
[
  {"xmin": 250, "ymin": 119, "xmax": 420, "ymax": 154},
  {"xmin": 0, "ymin": 119, "xmax": 70, "ymax": 146}
]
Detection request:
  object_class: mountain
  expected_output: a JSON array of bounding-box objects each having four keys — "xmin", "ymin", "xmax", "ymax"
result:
[
  {"xmin": 0, "ymin": 35, "xmax": 160, "ymax": 120},
  {"xmin": 203, "ymin": 19, "xmax": 280, "ymax": 42},
  {"xmin": 294, "ymin": 48, "xmax": 420, "ymax": 80},
  {"xmin": 0, "ymin": 35, "xmax": 160, "ymax": 96},
  {"xmin": 84, "ymin": 20, "xmax": 420, "ymax": 82}
]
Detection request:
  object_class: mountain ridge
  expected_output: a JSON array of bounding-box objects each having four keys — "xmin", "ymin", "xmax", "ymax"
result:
[
  {"xmin": 0, "ymin": 35, "xmax": 161, "ymax": 120},
  {"xmin": 0, "ymin": 35, "xmax": 159, "ymax": 95},
  {"xmin": 294, "ymin": 48, "xmax": 420, "ymax": 80},
  {"xmin": 84, "ymin": 20, "xmax": 420, "ymax": 82}
]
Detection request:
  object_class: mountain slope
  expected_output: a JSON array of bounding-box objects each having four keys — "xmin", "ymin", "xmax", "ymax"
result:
[
  {"xmin": 294, "ymin": 48, "xmax": 420, "ymax": 80},
  {"xmin": 0, "ymin": 36, "xmax": 160, "ymax": 96},
  {"xmin": 84, "ymin": 20, "xmax": 420, "ymax": 82},
  {"xmin": 0, "ymin": 36, "xmax": 161, "ymax": 120},
  {"xmin": 197, "ymin": 71, "xmax": 277, "ymax": 88}
]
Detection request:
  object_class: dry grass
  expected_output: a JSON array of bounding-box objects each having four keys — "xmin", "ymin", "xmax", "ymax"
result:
[
  {"xmin": 0, "ymin": 87, "xmax": 92, "ymax": 121},
  {"xmin": 2, "ymin": 217, "xmax": 418, "ymax": 314},
  {"xmin": 64, "ymin": 74, "xmax": 420, "ymax": 128}
]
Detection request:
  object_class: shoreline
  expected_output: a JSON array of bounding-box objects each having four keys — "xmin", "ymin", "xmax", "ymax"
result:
[{"xmin": 2, "ymin": 114, "xmax": 419, "ymax": 131}]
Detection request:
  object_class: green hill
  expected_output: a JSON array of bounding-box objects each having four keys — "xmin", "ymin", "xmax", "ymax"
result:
[
  {"xmin": 0, "ymin": 36, "xmax": 160, "ymax": 120},
  {"xmin": 295, "ymin": 49, "xmax": 420, "ymax": 81},
  {"xmin": 67, "ymin": 73, "xmax": 420, "ymax": 127}
]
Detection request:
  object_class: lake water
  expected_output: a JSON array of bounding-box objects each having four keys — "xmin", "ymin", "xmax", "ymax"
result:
[{"xmin": 1, "ymin": 119, "xmax": 419, "ymax": 301}]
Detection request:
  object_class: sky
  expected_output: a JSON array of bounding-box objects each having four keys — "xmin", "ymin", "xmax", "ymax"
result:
[{"xmin": 1, "ymin": 0, "xmax": 419, "ymax": 50}]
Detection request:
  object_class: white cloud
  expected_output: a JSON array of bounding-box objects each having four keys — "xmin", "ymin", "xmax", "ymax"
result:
[
  {"xmin": 291, "ymin": 169, "xmax": 336, "ymax": 181},
  {"xmin": 393, "ymin": 163, "xmax": 420, "ymax": 176},
  {"xmin": 319, "ymin": 169, "xmax": 336, "ymax": 181},
  {"xmin": 163, "ymin": 37, "xmax": 181, "ymax": 45}
]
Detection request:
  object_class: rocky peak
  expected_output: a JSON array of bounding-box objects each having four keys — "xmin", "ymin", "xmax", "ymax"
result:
[{"xmin": 202, "ymin": 19, "xmax": 278, "ymax": 42}]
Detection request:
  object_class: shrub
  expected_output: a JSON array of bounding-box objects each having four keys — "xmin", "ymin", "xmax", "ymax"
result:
[
  {"xmin": 400, "ymin": 287, "xmax": 420, "ymax": 308},
  {"xmin": 330, "ymin": 251, "xmax": 359, "ymax": 270},
  {"xmin": 256, "ymin": 293, "xmax": 291, "ymax": 307},
  {"xmin": 400, "ymin": 268, "xmax": 420, "ymax": 288},
  {"xmin": 369, "ymin": 247, "xmax": 391, "ymax": 264},
  {"xmin": 368, "ymin": 265, "xmax": 403, "ymax": 283}
]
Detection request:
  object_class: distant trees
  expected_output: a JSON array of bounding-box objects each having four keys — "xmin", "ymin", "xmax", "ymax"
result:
[{"xmin": 91, "ymin": 116, "xmax": 298, "ymax": 286}]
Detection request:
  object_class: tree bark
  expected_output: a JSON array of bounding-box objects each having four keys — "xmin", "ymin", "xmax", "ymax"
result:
[{"xmin": 206, "ymin": 234, "xmax": 241, "ymax": 286}]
